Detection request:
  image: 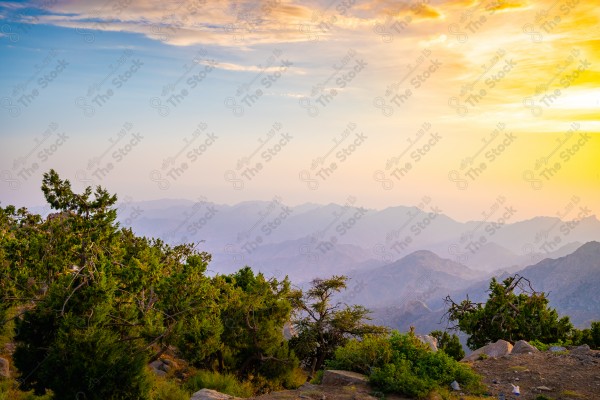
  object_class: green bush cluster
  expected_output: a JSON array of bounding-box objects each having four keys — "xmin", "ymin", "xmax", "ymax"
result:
[
  {"xmin": 185, "ymin": 370, "xmax": 254, "ymax": 397},
  {"xmin": 327, "ymin": 331, "xmax": 483, "ymax": 398}
]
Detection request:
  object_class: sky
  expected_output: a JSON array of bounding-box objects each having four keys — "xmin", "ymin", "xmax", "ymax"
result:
[{"xmin": 0, "ymin": 0, "xmax": 598, "ymax": 222}]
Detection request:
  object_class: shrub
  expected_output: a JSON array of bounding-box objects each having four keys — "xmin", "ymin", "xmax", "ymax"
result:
[
  {"xmin": 185, "ymin": 370, "xmax": 254, "ymax": 397},
  {"xmin": 310, "ymin": 370, "xmax": 324, "ymax": 384},
  {"xmin": 328, "ymin": 331, "xmax": 484, "ymax": 399},
  {"xmin": 326, "ymin": 334, "xmax": 392, "ymax": 374},
  {"xmin": 430, "ymin": 330, "xmax": 465, "ymax": 361},
  {"xmin": 149, "ymin": 378, "xmax": 190, "ymax": 400}
]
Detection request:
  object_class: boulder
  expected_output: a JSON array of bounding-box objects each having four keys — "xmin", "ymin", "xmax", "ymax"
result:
[
  {"xmin": 511, "ymin": 340, "xmax": 539, "ymax": 354},
  {"xmin": 149, "ymin": 360, "xmax": 167, "ymax": 376},
  {"xmin": 571, "ymin": 344, "xmax": 591, "ymax": 354},
  {"xmin": 549, "ymin": 346, "xmax": 567, "ymax": 352},
  {"xmin": 462, "ymin": 340, "xmax": 513, "ymax": 361},
  {"xmin": 322, "ymin": 370, "xmax": 368, "ymax": 386},
  {"xmin": 416, "ymin": 334, "xmax": 438, "ymax": 352},
  {"xmin": 0, "ymin": 357, "xmax": 9, "ymax": 378},
  {"xmin": 190, "ymin": 389, "xmax": 238, "ymax": 400}
]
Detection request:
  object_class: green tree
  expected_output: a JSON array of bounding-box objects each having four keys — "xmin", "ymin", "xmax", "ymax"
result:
[
  {"xmin": 570, "ymin": 321, "xmax": 600, "ymax": 349},
  {"xmin": 218, "ymin": 267, "xmax": 300, "ymax": 392},
  {"xmin": 429, "ymin": 330, "xmax": 464, "ymax": 361},
  {"xmin": 444, "ymin": 275, "xmax": 573, "ymax": 349},
  {"xmin": 10, "ymin": 170, "xmax": 223, "ymax": 399},
  {"xmin": 289, "ymin": 276, "xmax": 387, "ymax": 377}
]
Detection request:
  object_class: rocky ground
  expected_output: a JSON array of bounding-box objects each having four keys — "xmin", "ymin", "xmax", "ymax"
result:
[{"xmin": 470, "ymin": 347, "xmax": 600, "ymax": 400}]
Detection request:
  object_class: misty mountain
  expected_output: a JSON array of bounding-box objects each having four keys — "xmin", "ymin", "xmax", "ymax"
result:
[
  {"xmin": 115, "ymin": 199, "xmax": 600, "ymax": 281},
  {"xmin": 374, "ymin": 242, "xmax": 600, "ymax": 336},
  {"xmin": 518, "ymin": 240, "xmax": 600, "ymax": 326},
  {"xmin": 341, "ymin": 250, "xmax": 482, "ymax": 308}
]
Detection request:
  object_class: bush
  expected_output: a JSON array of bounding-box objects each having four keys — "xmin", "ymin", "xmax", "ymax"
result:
[
  {"xmin": 310, "ymin": 370, "xmax": 324, "ymax": 384},
  {"xmin": 328, "ymin": 331, "xmax": 484, "ymax": 398},
  {"xmin": 430, "ymin": 330, "xmax": 465, "ymax": 361},
  {"xmin": 149, "ymin": 378, "xmax": 190, "ymax": 400},
  {"xmin": 326, "ymin": 334, "xmax": 392, "ymax": 374},
  {"xmin": 0, "ymin": 379, "xmax": 53, "ymax": 400},
  {"xmin": 185, "ymin": 370, "xmax": 254, "ymax": 397}
]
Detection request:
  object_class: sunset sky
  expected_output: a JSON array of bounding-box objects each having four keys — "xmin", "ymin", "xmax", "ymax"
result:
[{"xmin": 0, "ymin": 0, "xmax": 598, "ymax": 221}]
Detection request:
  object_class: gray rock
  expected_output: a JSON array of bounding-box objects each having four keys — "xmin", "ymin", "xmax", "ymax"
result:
[
  {"xmin": 416, "ymin": 334, "xmax": 438, "ymax": 352},
  {"xmin": 149, "ymin": 360, "xmax": 167, "ymax": 376},
  {"xmin": 190, "ymin": 388, "xmax": 237, "ymax": 400},
  {"xmin": 571, "ymin": 344, "xmax": 590, "ymax": 354},
  {"xmin": 549, "ymin": 346, "xmax": 567, "ymax": 352},
  {"xmin": 0, "ymin": 357, "xmax": 9, "ymax": 378},
  {"xmin": 536, "ymin": 385, "xmax": 553, "ymax": 391},
  {"xmin": 322, "ymin": 370, "xmax": 368, "ymax": 386},
  {"xmin": 462, "ymin": 340, "xmax": 513, "ymax": 361},
  {"xmin": 298, "ymin": 382, "xmax": 318, "ymax": 391},
  {"xmin": 511, "ymin": 340, "xmax": 539, "ymax": 354}
]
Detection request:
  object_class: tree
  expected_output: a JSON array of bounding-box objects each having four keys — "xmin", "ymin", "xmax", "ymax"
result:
[
  {"xmin": 289, "ymin": 276, "xmax": 387, "ymax": 377},
  {"xmin": 444, "ymin": 275, "xmax": 573, "ymax": 349},
  {"xmin": 11, "ymin": 170, "xmax": 223, "ymax": 398},
  {"xmin": 218, "ymin": 267, "xmax": 299, "ymax": 392},
  {"xmin": 429, "ymin": 330, "xmax": 464, "ymax": 361},
  {"xmin": 571, "ymin": 321, "xmax": 600, "ymax": 349}
]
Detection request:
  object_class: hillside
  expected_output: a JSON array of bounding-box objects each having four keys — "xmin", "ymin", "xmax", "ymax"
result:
[
  {"xmin": 342, "ymin": 250, "xmax": 482, "ymax": 308},
  {"xmin": 367, "ymin": 242, "xmax": 600, "ymax": 335}
]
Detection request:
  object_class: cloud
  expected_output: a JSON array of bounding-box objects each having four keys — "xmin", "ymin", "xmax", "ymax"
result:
[{"xmin": 486, "ymin": 0, "xmax": 528, "ymax": 12}]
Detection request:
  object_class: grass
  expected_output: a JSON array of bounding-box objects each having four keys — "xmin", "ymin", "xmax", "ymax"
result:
[
  {"xmin": 149, "ymin": 377, "xmax": 190, "ymax": 400},
  {"xmin": 185, "ymin": 370, "xmax": 254, "ymax": 397},
  {"xmin": 561, "ymin": 389, "xmax": 585, "ymax": 398}
]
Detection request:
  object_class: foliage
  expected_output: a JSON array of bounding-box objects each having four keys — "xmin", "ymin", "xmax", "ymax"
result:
[
  {"xmin": 149, "ymin": 378, "xmax": 190, "ymax": 400},
  {"xmin": 289, "ymin": 276, "xmax": 387, "ymax": 377},
  {"xmin": 309, "ymin": 370, "xmax": 324, "ymax": 384},
  {"xmin": 184, "ymin": 370, "xmax": 254, "ymax": 397},
  {"xmin": 218, "ymin": 267, "xmax": 298, "ymax": 387},
  {"xmin": 528, "ymin": 339, "xmax": 549, "ymax": 351},
  {"xmin": 430, "ymin": 330, "xmax": 465, "ymax": 361},
  {"xmin": 444, "ymin": 275, "xmax": 573, "ymax": 349},
  {"xmin": 570, "ymin": 321, "xmax": 600, "ymax": 349},
  {"xmin": 0, "ymin": 170, "xmax": 324, "ymax": 398},
  {"xmin": 328, "ymin": 331, "xmax": 483, "ymax": 399},
  {"xmin": 326, "ymin": 334, "xmax": 392, "ymax": 374},
  {"xmin": 0, "ymin": 379, "xmax": 53, "ymax": 400}
]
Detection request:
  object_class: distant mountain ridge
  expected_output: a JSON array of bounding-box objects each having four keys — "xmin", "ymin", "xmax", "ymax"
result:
[
  {"xmin": 366, "ymin": 241, "xmax": 600, "ymax": 332},
  {"xmin": 106, "ymin": 198, "xmax": 600, "ymax": 280}
]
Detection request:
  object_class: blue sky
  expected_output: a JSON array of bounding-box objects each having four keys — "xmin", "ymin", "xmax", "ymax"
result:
[{"xmin": 0, "ymin": 0, "xmax": 599, "ymax": 221}]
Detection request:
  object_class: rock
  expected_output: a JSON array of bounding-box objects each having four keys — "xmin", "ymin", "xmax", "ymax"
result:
[
  {"xmin": 549, "ymin": 346, "xmax": 567, "ymax": 352},
  {"xmin": 571, "ymin": 344, "xmax": 591, "ymax": 354},
  {"xmin": 298, "ymin": 382, "xmax": 318, "ymax": 391},
  {"xmin": 416, "ymin": 334, "xmax": 438, "ymax": 352},
  {"xmin": 536, "ymin": 386, "xmax": 553, "ymax": 391},
  {"xmin": 0, "ymin": 357, "xmax": 9, "ymax": 378},
  {"xmin": 450, "ymin": 380, "xmax": 460, "ymax": 391},
  {"xmin": 462, "ymin": 340, "xmax": 513, "ymax": 361},
  {"xmin": 190, "ymin": 388, "xmax": 237, "ymax": 400},
  {"xmin": 149, "ymin": 360, "xmax": 167, "ymax": 377},
  {"xmin": 322, "ymin": 370, "xmax": 368, "ymax": 386},
  {"xmin": 511, "ymin": 340, "xmax": 539, "ymax": 354}
]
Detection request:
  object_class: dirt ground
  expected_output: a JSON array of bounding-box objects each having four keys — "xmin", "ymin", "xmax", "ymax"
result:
[{"xmin": 470, "ymin": 348, "xmax": 600, "ymax": 400}]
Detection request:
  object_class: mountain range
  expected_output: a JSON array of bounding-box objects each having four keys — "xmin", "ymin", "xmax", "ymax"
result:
[
  {"xmin": 33, "ymin": 198, "xmax": 599, "ymax": 330},
  {"xmin": 103, "ymin": 198, "xmax": 599, "ymax": 282}
]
